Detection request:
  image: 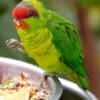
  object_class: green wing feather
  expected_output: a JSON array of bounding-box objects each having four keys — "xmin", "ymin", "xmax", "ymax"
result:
[{"xmin": 47, "ymin": 10, "xmax": 90, "ymax": 89}]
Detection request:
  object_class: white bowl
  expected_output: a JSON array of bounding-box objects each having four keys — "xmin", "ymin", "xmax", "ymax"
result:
[
  {"xmin": 0, "ymin": 57, "xmax": 97, "ymax": 100},
  {"xmin": 0, "ymin": 57, "xmax": 63, "ymax": 100}
]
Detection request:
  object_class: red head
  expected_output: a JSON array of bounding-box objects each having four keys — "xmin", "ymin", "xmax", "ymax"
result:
[
  {"xmin": 12, "ymin": 2, "xmax": 39, "ymax": 19},
  {"xmin": 12, "ymin": 2, "xmax": 39, "ymax": 29}
]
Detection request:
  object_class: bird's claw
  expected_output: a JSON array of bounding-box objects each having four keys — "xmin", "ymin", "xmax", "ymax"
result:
[
  {"xmin": 6, "ymin": 38, "xmax": 24, "ymax": 51},
  {"xmin": 40, "ymin": 72, "xmax": 58, "ymax": 88}
]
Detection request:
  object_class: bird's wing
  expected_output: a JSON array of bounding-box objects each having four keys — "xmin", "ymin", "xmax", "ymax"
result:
[{"xmin": 47, "ymin": 11, "xmax": 88, "ymax": 78}]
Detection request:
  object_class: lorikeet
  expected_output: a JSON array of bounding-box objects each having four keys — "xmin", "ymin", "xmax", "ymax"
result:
[{"xmin": 7, "ymin": 0, "xmax": 90, "ymax": 90}]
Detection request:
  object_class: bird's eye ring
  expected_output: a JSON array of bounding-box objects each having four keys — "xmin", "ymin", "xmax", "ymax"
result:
[
  {"xmin": 27, "ymin": 10, "xmax": 39, "ymax": 18},
  {"xmin": 27, "ymin": 12, "xmax": 33, "ymax": 17}
]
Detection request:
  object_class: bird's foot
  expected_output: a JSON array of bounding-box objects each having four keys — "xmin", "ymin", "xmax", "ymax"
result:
[
  {"xmin": 6, "ymin": 38, "xmax": 24, "ymax": 51},
  {"xmin": 40, "ymin": 72, "xmax": 58, "ymax": 88}
]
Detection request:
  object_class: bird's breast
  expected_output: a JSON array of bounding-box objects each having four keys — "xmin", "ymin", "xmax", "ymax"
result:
[{"xmin": 21, "ymin": 28, "xmax": 61, "ymax": 68}]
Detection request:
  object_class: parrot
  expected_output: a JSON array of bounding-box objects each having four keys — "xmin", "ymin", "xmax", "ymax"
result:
[{"xmin": 7, "ymin": 0, "xmax": 90, "ymax": 90}]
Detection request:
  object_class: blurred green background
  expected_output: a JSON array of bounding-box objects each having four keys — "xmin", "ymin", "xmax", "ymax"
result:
[{"xmin": 0, "ymin": 0, "xmax": 100, "ymax": 99}]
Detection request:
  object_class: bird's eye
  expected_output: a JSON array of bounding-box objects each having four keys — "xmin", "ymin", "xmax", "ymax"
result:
[
  {"xmin": 27, "ymin": 10, "xmax": 39, "ymax": 18},
  {"xmin": 27, "ymin": 12, "xmax": 33, "ymax": 17}
]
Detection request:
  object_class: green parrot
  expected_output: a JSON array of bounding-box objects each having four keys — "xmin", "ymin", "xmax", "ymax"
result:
[{"xmin": 7, "ymin": 0, "xmax": 90, "ymax": 90}]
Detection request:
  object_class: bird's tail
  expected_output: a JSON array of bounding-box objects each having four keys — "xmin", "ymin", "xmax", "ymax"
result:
[
  {"xmin": 78, "ymin": 76, "xmax": 91, "ymax": 90},
  {"xmin": 79, "ymin": 76, "xmax": 98, "ymax": 99}
]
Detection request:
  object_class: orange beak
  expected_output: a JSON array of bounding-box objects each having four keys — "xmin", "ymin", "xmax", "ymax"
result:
[{"xmin": 13, "ymin": 19, "xmax": 29, "ymax": 30}]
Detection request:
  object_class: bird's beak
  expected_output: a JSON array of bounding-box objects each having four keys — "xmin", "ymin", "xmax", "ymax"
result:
[{"xmin": 13, "ymin": 19, "xmax": 29, "ymax": 30}]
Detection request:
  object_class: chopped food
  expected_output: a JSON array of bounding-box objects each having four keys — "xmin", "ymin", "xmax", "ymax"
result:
[{"xmin": 0, "ymin": 73, "xmax": 52, "ymax": 100}]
